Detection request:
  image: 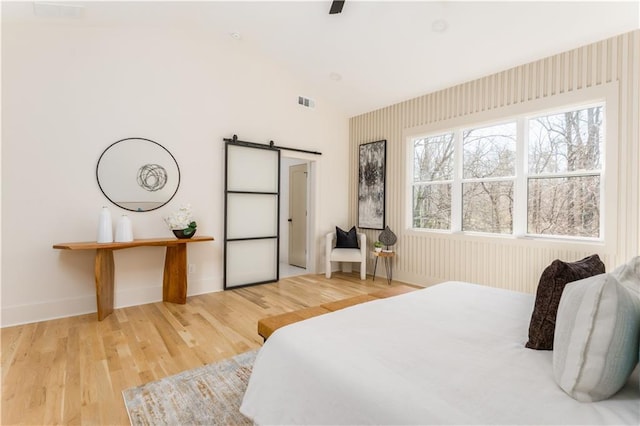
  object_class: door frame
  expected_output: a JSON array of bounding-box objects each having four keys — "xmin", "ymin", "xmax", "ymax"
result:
[
  {"xmin": 287, "ymin": 162, "xmax": 308, "ymax": 269},
  {"xmin": 281, "ymin": 153, "xmax": 317, "ymax": 275}
]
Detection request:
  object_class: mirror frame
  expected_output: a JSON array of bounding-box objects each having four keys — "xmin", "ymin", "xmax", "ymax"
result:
[{"xmin": 96, "ymin": 137, "xmax": 181, "ymax": 212}]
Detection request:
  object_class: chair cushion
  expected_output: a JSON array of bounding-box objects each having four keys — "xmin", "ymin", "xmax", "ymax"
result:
[
  {"xmin": 335, "ymin": 226, "xmax": 359, "ymax": 249},
  {"xmin": 330, "ymin": 248, "xmax": 363, "ymax": 262}
]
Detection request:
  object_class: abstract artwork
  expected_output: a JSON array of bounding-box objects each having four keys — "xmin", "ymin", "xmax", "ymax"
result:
[
  {"xmin": 358, "ymin": 140, "xmax": 386, "ymax": 229},
  {"xmin": 137, "ymin": 164, "xmax": 168, "ymax": 192}
]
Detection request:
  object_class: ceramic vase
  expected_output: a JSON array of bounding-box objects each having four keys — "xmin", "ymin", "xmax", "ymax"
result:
[
  {"xmin": 378, "ymin": 226, "xmax": 397, "ymax": 246},
  {"xmin": 97, "ymin": 206, "xmax": 113, "ymax": 243},
  {"xmin": 115, "ymin": 215, "xmax": 134, "ymax": 242}
]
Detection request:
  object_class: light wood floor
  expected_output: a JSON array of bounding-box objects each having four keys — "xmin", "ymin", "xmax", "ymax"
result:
[{"xmin": 1, "ymin": 273, "xmax": 409, "ymax": 425}]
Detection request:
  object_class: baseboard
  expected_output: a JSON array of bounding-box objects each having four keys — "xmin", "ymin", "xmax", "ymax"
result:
[
  {"xmin": 1, "ymin": 277, "xmax": 221, "ymax": 327},
  {"xmin": 1, "ymin": 294, "xmax": 97, "ymax": 327},
  {"xmin": 390, "ymin": 270, "xmax": 444, "ymax": 288}
]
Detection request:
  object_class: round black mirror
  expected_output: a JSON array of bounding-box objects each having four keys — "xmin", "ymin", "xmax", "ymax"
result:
[{"xmin": 96, "ymin": 137, "xmax": 180, "ymax": 212}]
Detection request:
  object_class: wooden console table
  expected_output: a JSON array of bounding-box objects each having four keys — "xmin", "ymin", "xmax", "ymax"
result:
[{"xmin": 53, "ymin": 236, "xmax": 214, "ymax": 321}]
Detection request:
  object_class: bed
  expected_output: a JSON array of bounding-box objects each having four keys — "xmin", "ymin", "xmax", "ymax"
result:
[{"xmin": 240, "ymin": 281, "xmax": 640, "ymax": 425}]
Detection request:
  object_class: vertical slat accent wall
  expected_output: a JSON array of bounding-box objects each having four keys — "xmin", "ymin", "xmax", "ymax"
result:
[{"xmin": 350, "ymin": 30, "xmax": 640, "ymax": 294}]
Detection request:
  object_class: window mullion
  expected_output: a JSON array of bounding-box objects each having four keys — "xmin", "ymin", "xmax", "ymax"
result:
[
  {"xmin": 528, "ymin": 170, "xmax": 601, "ymax": 179},
  {"xmin": 451, "ymin": 129, "xmax": 463, "ymax": 232},
  {"xmin": 462, "ymin": 176, "xmax": 516, "ymax": 184},
  {"xmin": 514, "ymin": 116, "xmax": 527, "ymax": 237}
]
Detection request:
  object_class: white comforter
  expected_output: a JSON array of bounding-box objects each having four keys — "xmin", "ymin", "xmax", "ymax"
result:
[{"xmin": 240, "ymin": 282, "xmax": 640, "ymax": 425}]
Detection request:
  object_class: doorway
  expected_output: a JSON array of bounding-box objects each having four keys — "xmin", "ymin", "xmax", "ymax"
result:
[
  {"xmin": 280, "ymin": 157, "xmax": 311, "ymax": 278},
  {"xmin": 288, "ymin": 163, "xmax": 307, "ymax": 268}
]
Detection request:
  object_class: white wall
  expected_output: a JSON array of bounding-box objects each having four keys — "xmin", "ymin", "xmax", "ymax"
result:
[{"xmin": 1, "ymin": 23, "xmax": 349, "ymax": 326}]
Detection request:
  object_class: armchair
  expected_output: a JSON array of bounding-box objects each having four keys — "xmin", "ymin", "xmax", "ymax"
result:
[{"xmin": 325, "ymin": 231, "xmax": 366, "ymax": 280}]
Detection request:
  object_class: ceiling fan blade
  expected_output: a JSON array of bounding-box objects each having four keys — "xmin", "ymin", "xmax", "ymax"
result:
[{"xmin": 329, "ymin": 0, "xmax": 345, "ymax": 15}]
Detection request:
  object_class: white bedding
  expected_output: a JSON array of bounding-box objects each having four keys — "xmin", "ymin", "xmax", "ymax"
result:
[{"xmin": 240, "ymin": 282, "xmax": 640, "ymax": 425}]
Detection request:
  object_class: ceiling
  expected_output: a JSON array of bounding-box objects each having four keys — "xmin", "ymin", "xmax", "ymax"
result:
[{"xmin": 2, "ymin": 1, "xmax": 639, "ymax": 117}]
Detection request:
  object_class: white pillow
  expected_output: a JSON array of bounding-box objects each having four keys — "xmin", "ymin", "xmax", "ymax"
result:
[
  {"xmin": 611, "ymin": 256, "xmax": 640, "ymax": 298},
  {"xmin": 553, "ymin": 273, "xmax": 640, "ymax": 402},
  {"xmin": 612, "ymin": 257, "xmax": 640, "ymax": 366}
]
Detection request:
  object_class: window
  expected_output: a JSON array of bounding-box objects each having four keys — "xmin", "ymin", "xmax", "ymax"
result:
[
  {"xmin": 412, "ymin": 133, "xmax": 453, "ymax": 230},
  {"xmin": 413, "ymin": 133, "xmax": 453, "ymax": 229},
  {"xmin": 527, "ymin": 106, "xmax": 603, "ymax": 238},
  {"xmin": 462, "ymin": 122, "xmax": 516, "ymax": 234},
  {"xmin": 409, "ymin": 103, "xmax": 605, "ymax": 240},
  {"xmin": 413, "ymin": 133, "xmax": 454, "ymax": 229}
]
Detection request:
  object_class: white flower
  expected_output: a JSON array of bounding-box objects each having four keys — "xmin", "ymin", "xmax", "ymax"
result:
[{"xmin": 164, "ymin": 204, "xmax": 196, "ymax": 230}]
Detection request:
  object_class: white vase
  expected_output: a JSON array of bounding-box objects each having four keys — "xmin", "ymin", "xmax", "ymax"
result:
[
  {"xmin": 97, "ymin": 206, "xmax": 113, "ymax": 243},
  {"xmin": 115, "ymin": 215, "xmax": 134, "ymax": 242}
]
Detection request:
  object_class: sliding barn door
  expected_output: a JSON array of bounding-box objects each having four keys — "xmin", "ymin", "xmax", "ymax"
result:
[{"xmin": 224, "ymin": 142, "xmax": 280, "ymax": 289}]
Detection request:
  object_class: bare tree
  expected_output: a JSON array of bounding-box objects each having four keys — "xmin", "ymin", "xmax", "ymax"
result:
[
  {"xmin": 528, "ymin": 106, "xmax": 602, "ymax": 237},
  {"xmin": 411, "ymin": 106, "xmax": 602, "ymax": 238},
  {"xmin": 413, "ymin": 134, "xmax": 454, "ymax": 229},
  {"xmin": 461, "ymin": 123, "xmax": 516, "ymax": 233}
]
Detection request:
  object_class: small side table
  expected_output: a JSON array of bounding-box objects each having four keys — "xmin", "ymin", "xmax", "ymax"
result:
[{"xmin": 372, "ymin": 251, "xmax": 395, "ymax": 285}]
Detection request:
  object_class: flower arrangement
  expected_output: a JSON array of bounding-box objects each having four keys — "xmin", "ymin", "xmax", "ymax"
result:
[{"xmin": 164, "ymin": 204, "xmax": 197, "ymax": 236}]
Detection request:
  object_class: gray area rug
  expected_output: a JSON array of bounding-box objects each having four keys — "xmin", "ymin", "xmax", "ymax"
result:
[{"xmin": 122, "ymin": 350, "xmax": 257, "ymax": 425}]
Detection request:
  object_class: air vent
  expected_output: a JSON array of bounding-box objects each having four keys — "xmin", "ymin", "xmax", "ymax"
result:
[
  {"xmin": 33, "ymin": 2, "xmax": 84, "ymax": 19},
  {"xmin": 298, "ymin": 96, "xmax": 316, "ymax": 109}
]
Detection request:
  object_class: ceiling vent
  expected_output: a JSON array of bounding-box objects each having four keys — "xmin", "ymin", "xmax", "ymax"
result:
[
  {"xmin": 298, "ymin": 96, "xmax": 316, "ymax": 109},
  {"xmin": 33, "ymin": 2, "xmax": 85, "ymax": 19}
]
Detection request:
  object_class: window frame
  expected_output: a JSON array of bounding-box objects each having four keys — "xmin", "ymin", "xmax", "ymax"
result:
[
  {"xmin": 524, "ymin": 102, "xmax": 605, "ymax": 240},
  {"xmin": 411, "ymin": 132, "xmax": 455, "ymax": 231},
  {"xmin": 459, "ymin": 120, "xmax": 518, "ymax": 234},
  {"xmin": 404, "ymin": 83, "xmax": 618, "ymax": 250}
]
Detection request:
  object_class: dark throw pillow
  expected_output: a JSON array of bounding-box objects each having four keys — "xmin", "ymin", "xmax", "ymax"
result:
[
  {"xmin": 525, "ymin": 254, "xmax": 605, "ymax": 350},
  {"xmin": 335, "ymin": 226, "xmax": 359, "ymax": 249}
]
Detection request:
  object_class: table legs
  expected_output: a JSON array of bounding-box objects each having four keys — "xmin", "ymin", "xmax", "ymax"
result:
[
  {"xmin": 163, "ymin": 244, "xmax": 187, "ymax": 304},
  {"xmin": 372, "ymin": 255, "xmax": 393, "ymax": 285},
  {"xmin": 372, "ymin": 256, "xmax": 379, "ymax": 281},
  {"xmin": 94, "ymin": 249, "xmax": 115, "ymax": 321},
  {"xmin": 383, "ymin": 256, "xmax": 393, "ymax": 285},
  {"xmin": 93, "ymin": 245, "xmax": 188, "ymax": 321}
]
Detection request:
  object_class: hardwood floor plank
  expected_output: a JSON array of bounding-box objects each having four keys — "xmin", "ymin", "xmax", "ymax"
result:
[
  {"xmin": 62, "ymin": 325, "xmax": 81, "ymax": 424},
  {"xmin": 1, "ymin": 273, "xmax": 415, "ymax": 424}
]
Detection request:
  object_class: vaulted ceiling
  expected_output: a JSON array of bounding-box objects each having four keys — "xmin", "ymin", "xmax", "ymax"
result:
[{"xmin": 3, "ymin": 1, "xmax": 638, "ymax": 116}]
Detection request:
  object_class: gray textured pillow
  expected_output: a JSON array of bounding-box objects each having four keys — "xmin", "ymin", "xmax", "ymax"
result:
[{"xmin": 553, "ymin": 273, "xmax": 640, "ymax": 402}]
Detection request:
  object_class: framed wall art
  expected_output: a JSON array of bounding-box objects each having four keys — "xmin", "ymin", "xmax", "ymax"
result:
[{"xmin": 358, "ymin": 139, "xmax": 386, "ymax": 230}]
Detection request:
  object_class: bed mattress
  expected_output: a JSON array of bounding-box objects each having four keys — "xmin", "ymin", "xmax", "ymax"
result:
[{"xmin": 240, "ymin": 281, "xmax": 640, "ymax": 425}]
